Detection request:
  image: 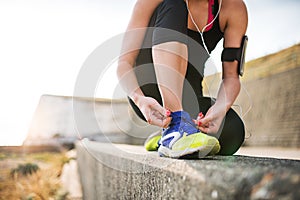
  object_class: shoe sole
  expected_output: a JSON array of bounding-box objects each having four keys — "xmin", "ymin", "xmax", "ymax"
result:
[
  {"xmin": 208, "ymin": 142, "xmax": 221, "ymax": 156},
  {"xmin": 145, "ymin": 131, "xmax": 220, "ymax": 154},
  {"xmin": 144, "ymin": 130, "xmax": 162, "ymax": 151},
  {"xmin": 158, "ymin": 133, "xmax": 220, "ymax": 158}
]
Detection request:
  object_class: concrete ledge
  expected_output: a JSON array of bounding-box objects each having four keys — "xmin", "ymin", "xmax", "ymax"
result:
[{"xmin": 76, "ymin": 140, "xmax": 300, "ymax": 200}]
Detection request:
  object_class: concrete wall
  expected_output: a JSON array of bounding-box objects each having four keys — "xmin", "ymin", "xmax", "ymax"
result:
[
  {"xmin": 203, "ymin": 44, "xmax": 300, "ymax": 147},
  {"xmin": 76, "ymin": 140, "xmax": 300, "ymax": 200},
  {"xmin": 237, "ymin": 67, "xmax": 300, "ymax": 147},
  {"xmin": 24, "ymin": 95, "xmax": 159, "ymax": 146}
]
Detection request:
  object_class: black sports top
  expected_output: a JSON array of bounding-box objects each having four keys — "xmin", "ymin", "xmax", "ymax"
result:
[{"xmin": 187, "ymin": 0, "xmax": 224, "ymax": 53}]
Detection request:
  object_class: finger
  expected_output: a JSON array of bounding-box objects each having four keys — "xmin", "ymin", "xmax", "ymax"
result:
[
  {"xmin": 193, "ymin": 119, "xmax": 201, "ymax": 129},
  {"xmin": 146, "ymin": 114, "xmax": 169, "ymax": 127},
  {"xmin": 199, "ymin": 125, "xmax": 219, "ymax": 135},
  {"xmin": 166, "ymin": 109, "xmax": 171, "ymax": 117},
  {"xmin": 195, "ymin": 112, "xmax": 205, "ymax": 126},
  {"xmin": 199, "ymin": 122, "xmax": 215, "ymax": 133},
  {"xmin": 145, "ymin": 113, "xmax": 152, "ymax": 124},
  {"xmin": 199, "ymin": 126, "xmax": 210, "ymax": 134},
  {"xmin": 152, "ymin": 110, "xmax": 164, "ymax": 120},
  {"xmin": 162, "ymin": 117, "xmax": 172, "ymax": 128},
  {"xmin": 198, "ymin": 115, "xmax": 212, "ymax": 127},
  {"xmin": 151, "ymin": 103, "xmax": 169, "ymax": 118},
  {"xmin": 193, "ymin": 119, "xmax": 198, "ymax": 125},
  {"xmin": 147, "ymin": 117, "xmax": 161, "ymax": 127},
  {"xmin": 196, "ymin": 112, "xmax": 204, "ymax": 121}
]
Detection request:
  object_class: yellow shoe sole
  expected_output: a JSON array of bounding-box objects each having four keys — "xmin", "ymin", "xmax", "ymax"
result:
[
  {"xmin": 158, "ymin": 132, "xmax": 220, "ymax": 158},
  {"xmin": 144, "ymin": 130, "xmax": 162, "ymax": 151}
]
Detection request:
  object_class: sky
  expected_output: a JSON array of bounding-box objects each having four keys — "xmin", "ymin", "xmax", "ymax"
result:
[{"xmin": 0, "ymin": 0, "xmax": 299, "ymax": 146}]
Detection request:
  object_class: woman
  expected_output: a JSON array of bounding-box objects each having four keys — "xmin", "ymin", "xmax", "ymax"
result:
[{"xmin": 117, "ymin": 0, "xmax": 248, "ymax": 158}]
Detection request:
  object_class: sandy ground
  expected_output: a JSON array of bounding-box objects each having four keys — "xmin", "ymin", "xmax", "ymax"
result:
[{"xmin": 235, "ymin": 147, "xmax": 300, "ymax": 160}]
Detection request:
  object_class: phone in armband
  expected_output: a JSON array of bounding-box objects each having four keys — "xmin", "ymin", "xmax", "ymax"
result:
[
  {"xmin": 221, "ymin": 35, "xmax": 248, "ymax": 76},
  {"xmin": 239, "ymin": 35, "xmax": 248, "ymax": 76}
]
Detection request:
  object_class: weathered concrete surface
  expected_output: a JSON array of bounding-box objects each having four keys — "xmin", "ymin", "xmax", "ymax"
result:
[{"xmin": 76, "ymin": 140, "xmax": 300, "ymax": 200}]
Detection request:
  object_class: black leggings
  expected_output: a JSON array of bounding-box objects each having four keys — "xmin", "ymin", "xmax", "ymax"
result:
[{"xmin": 128, "ymin": 0, "xmax": 245, "ymax": 155}]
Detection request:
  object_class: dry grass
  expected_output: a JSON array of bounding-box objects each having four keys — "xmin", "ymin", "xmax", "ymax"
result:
[{"xmin": 0, "ymin": 150, "xmax": 70, "ymax": 200}]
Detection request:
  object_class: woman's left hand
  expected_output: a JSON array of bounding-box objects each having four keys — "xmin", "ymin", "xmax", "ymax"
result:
[{"xmin": 195, "ymin": 104, "xmax": 227, "ymax": 134}]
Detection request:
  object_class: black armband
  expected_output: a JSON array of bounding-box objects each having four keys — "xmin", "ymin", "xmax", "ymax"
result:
[{"xmin": 221, "ymin": 35, "xmax": 248, "ymax": 76}]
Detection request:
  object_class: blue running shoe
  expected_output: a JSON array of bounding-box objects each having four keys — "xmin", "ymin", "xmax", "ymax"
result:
[{"xmin": 158, "ymin": 111, "xmax": 220, "ymax": 158}]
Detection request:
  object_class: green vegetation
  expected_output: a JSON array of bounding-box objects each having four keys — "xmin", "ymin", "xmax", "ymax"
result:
[
  {"xmin": 10, "ymin": 163, "xmax": 39, "ymax": 176},
  {"xmin": 0, "ymin": 150, "xmax": 70, "ymax": 200}
]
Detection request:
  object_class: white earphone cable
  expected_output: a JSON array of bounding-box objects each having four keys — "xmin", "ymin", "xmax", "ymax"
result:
[
  {"xmin": 186, "ymin": 0, "xmax": 223, "ymax": 54},
  {"xmin": 186, "ymin": 0, "xmax": 253, "ymax": 139}
]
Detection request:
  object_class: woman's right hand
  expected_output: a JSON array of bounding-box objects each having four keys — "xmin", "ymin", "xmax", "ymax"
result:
[{"xmin": 135, "ymin": 95, "xmax": 171, "ymax": 128}]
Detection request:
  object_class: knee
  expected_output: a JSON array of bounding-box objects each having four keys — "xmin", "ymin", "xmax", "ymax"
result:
[
  {"xmin": 153, "ymin": 0, "xmax": 188, "ymax": 45},
  {"xmin": 217, "ymin": 109, "xmax": 245, "ymax": 155}
]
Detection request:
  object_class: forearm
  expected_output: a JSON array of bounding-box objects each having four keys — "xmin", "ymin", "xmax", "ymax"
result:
[
  {"xmin": 117, "ymin": 60, "xmax": 144, "ymax": 104},
  {"xmin": 116, "ymin": 27, "xmax": 146, "ymax": 103},
  {"xmin": 117, "ymin": 0, "xmax": 162, "ymax": 104},
  {"xmin": 215, "ymin": 50, "xmax": 242, "ymax": 113},
  {"xmin": 197, "ymin": 76, "xmax": 240, "ymax": 134},
  {"xmin": 215, "ymin": 77, "xmax": 240, "ymax": 113},
  {"xmin": 116, "ymin": 22, "xmax": 147, "ymax": 103}
]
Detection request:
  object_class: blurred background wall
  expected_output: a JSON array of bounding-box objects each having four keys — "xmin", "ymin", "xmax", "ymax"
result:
[
  {"xmin": 24, "ymin": 95, "xmax": 159, "ymax": 146},
  {"xmin": 204, "ymin": 44, "xmax": 300, "ymax": 147}
]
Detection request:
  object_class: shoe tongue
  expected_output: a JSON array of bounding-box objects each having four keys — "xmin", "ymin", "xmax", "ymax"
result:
[
  {"xmin": 169, "ymin": 111, "xmax": 198, "ymax": 135},
  {"xmin": 170, "ymin": 111, "xmax": 191, "ymax": 124}
]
